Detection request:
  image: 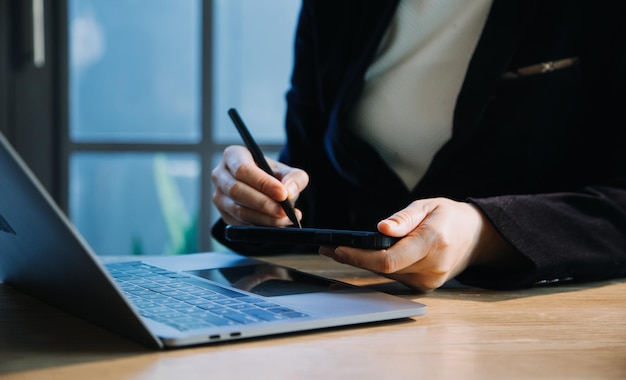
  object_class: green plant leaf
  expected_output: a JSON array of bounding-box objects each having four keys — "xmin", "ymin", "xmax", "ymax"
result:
[{"xmin": 153, "ymin": 154, "xmax": 196, "ymax": 255}]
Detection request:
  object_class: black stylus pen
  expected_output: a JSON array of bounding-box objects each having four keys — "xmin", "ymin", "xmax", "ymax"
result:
[{"xmin": 227, "ymin": 108, "xmax": 302, "ymax": 228}]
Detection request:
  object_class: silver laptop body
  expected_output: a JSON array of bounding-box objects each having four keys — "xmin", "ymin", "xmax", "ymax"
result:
[{"xmin": 0, "ymin": 132, "xmax": 426, "ymax": 349}]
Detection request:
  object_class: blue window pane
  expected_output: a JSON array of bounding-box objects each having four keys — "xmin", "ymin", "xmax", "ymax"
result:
[
  {"xmin": 212, "ymin": 0, "xmax": 300, "ymax": 143},
  {"xmin": 70, "ymin": 153, "xmax": 200, "ymax": 256},
  {"xmin": 69, "ymin": 0, "xmax": 201, "ymax": 142}
]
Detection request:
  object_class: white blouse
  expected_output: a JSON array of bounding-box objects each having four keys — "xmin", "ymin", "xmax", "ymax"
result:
[{"xmin": 350, "ymin": 0, "xmax": 493, "ymax": 190}]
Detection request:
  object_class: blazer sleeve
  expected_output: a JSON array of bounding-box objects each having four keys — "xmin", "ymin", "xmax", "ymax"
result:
[
  {"xmin": 456, "ymin": 5, "xmax": 626, "ymax": 289},
  {"xmin": 461, "ymin": 183, "xmax": 626, "ymax": 289}
]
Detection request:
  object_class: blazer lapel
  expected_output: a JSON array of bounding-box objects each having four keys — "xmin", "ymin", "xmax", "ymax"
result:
[{"xmin": 453, "ymin": 0, "xmax": 538, "ymax": 140}]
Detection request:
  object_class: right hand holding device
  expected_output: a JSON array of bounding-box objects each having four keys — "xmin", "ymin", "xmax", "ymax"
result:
[
  {"xmin": 211, "ymin": 145, "xmax": 309, "ymax": 226},
  {"xmin": 319, "ymin": 197, "xmax": 524, "ymax": 292}
]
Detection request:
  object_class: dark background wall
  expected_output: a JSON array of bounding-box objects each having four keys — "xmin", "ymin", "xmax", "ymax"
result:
[{"xmin": 0, "ymin": 0, "xmax": 62, "ymax": 198}]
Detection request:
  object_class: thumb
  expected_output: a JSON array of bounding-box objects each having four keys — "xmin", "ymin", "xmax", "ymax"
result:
[{"xmin": 377, "ymin": 200, "xmax": 434, "ymax": 236}]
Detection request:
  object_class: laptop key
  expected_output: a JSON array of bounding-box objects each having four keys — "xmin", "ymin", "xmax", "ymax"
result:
[
  {"xmin": 105, "ymin": 261, "xmax": 310, "ymax": 332},
  {"xmin": 242, "ymin": 308, "xmax": 285, "ymax": 321},
  {"xmin": 221, "ymin": 311, "xmax": 260, "ymax": 324}
]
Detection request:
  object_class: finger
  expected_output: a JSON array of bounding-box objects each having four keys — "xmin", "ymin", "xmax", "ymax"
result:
[
  {"xmin": 320, "ymin": 234, "xmax": 430, "ymax": 275},
  {"xmin": 320, "ymin": 244, "xmax": 446, "ymax": 292},
  {"xmin": 322, "ymin": 239, "xmax": 450, "ymax": 292},
  {"xmin": 377, "ymin": 199, "xmax": 438, "ymax": 237},
  {"xmin": 223, "ymin": 145, "xmax": 289, "ymax": 202},
  {"xmin": 213, "ymin": 187, "xmax": 301, "ymax": 227},
  {"xmin": 211, "ymin": 162, "xmax": 286, "ymax": 218},
  {"xmin": 271, "ymin": 162, "xmax": 309, "ymax": 201}
]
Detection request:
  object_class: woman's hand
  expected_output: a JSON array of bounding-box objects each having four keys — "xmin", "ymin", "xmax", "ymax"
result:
[
  {"xmin": 211, "ymin": 145, "xmax": 309, "ymax": 226},
  {"xmin": 319, "ymin": 197, "xmax": 520, "ymax": 292}
]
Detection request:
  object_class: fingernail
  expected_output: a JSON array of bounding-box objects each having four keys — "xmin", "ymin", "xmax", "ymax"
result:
[
  {"xmin": 319, "ymin": 246, "xmax": 332, "ymax": 257},
  {"xmin": 381, "ymin": 219, "xmax": 398, "ymax": 228},
  {"xmin": 287, "ymin": 182, "xmax": 299, "ymax": 199},
  {"xmin": 332, "ymin": 247, "xmax": 346, "ymax": 263},
  {"xmin": 319, "ymin": 246, "xmax": 344, "ymax": 263}
]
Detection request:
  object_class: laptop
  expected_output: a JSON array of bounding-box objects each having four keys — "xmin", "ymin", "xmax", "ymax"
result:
[{"xmin": 0, "ymin": 132, "xmax": 426, "ymax": 349}]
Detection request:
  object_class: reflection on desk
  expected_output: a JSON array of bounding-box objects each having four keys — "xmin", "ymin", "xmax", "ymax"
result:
[{"xmin": 1, "ymin": 254, "xmax": 626, "ymax": 380}]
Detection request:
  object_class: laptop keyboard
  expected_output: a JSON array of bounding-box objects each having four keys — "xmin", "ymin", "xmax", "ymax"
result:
[{"xmin": 105, "ymin": 261, "xmax": 309, "ymax": 331}]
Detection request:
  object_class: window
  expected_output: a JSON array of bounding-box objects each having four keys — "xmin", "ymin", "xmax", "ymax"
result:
[{"xmin": 66, "ymin": 0, "xmax": 300, "ymax": 256}]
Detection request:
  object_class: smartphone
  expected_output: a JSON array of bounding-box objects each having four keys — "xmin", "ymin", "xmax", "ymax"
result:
[{"xmin": 224, "ymin": 225, "xmax": 399, "ymax": 250}]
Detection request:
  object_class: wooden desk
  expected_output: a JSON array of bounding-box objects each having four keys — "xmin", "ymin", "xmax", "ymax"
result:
[{"xmin": 1, "ymin": 254, "xmax": 626, "ymax": 380}]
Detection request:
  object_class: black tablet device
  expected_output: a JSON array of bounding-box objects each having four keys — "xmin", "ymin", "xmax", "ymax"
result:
[{"xmin": 224, "ymin": 225, "xmax": 399, "ymax": 250}]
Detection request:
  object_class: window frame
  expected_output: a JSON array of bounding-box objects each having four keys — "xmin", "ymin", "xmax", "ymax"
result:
[
  {"xmin": 3, "ymin": 0, "xmax": 289, "ymax": 253},
  {"xmin": 58, "ymin": 1, "xmax": 219, "ymax": 250}
]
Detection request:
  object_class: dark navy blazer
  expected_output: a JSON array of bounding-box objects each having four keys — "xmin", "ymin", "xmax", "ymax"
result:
[{"xmin": 214, "ymin": 0, "xmax": 626, "ymax": 289}]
